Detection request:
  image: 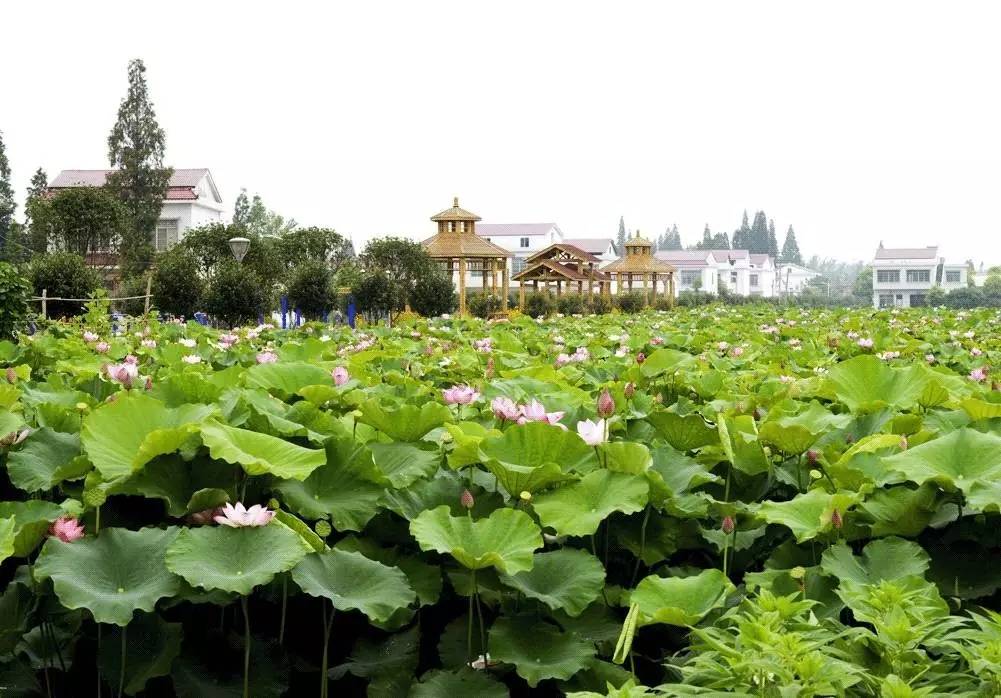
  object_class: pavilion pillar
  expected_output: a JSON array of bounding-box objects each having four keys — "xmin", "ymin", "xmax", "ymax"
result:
[
  {"xmin": 628, "ymin": 273, "xmax": 634, "ymax": 293},
  {"xmin": 502, "ymin": 263, "xmax": 510, "ymax": 309},
  {"xmin": 556, "ymin": 280, "xmax": 562, "ymax": 297},
  {"xmin": 518, "ymin": 282, "xmax": 525, "ymax": 310},
  {"xmin": 457, "ymin": 257, "xmax": 467, "ymax": 315},
  {"xmin": 577, "ymin": 280, "xmax": 583, "ymax": 295},
  {"xmin": 667, "ymin": 273, "xmax": 675, "ymax": 308}
]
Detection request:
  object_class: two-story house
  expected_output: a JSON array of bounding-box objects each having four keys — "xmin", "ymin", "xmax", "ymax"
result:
[
  {"xmin": 48, "ymin": 168, "xmax": 225, "ymax": 251},
  {"xmin": 871, "ymin": 245, "xmax": 967, "ymax": 307},
  {"xmin": 654, "ymin": 250, "xmax": 719, "ymax": 295},
  {"xmin": 714, "ymin": 250, "xmax": 777, "ymax": 297}
]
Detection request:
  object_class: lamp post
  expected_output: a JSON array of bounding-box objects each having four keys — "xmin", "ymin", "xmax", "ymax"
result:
[{"xmin": 228, "ymin": 237, "xmax": 250, "ymax": 264}]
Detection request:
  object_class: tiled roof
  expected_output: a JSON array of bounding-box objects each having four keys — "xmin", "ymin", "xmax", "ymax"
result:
[
  {"xmin": 512, "ymin": 259, "xmax": 610, "ymax": 282},
  {"xmin": 604, "ymin": 254, "xmax": 676, "ymax": 274},
  {"xmin": 49, "ymin": 168, "xmax": 213, "ymax": 201},
  {"xmin": 477, "ymin": 223, "xmax": 556, "ymax": 237},
  {"xmin": 874, "ymin": 246, "xmax": 938, "ymax": 260},
  {"xmin": 564, "ymin": 238, "xmax": 614, "ymax": 254},
  {"xmin": 749, "ymin": 254, "xmax": 773, "ymax": 267},
  {"xmin": 430, "ymin": 197, "xmax": 482, "ymax": 222},
  {"xmin": 526, "ymin": 243, "xmax": 602, "ymax": 265},
  {"xmin": 421, "ymin": 232, "xmax": 510, "ymax": 258},
  {"xmin": 655, "ymin": 250, "xmax": 715, "ymax": 268}
]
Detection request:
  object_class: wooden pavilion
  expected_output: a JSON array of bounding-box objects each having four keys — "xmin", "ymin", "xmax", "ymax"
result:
[
  {"xmin": 512, "ymin": 243, "xmax": 611, "ymax": 308},
  {"xmin": 421, "ymin": 198, "xmax": 512, "ymax": 315},
  {"xmin": 603, "ymin": 231, "xmax": 677, "ymax": 307}
]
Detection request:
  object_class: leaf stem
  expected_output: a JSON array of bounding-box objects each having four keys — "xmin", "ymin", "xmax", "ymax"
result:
[
  {"xmin": 473, "ymin": 569, "xmax": 487, "ymax": 657},
  {"xmin": 240, "ymin": 596, "xmax": 251, "ymax": 698},
  {"xmin": 467, "ymin": 575, "xmax": 475, "ymax": 664},
  {"xmin": 279, "ymin": 576, "xmax": 288, "ymax": 646},
  {"xmin": 117, "ymin": 625, "xmax": 127, "ymax": 698},
  {"xmin": 630, "ymin": 506, "xmax": 651, "ymax": 587},
  {"xmin": 320, "ymin": 601, "xmax": 334, "ymax": 698}
]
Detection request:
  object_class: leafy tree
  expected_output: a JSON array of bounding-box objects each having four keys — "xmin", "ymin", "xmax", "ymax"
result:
[
  {"xmin": 105, "ymin": 59, "xmax": 172, "ymax": 277},
  {"xmin": 409, "ymin": 274, "xmax": 455, "ymax": 317},
  {"xmin": 353, "ymin": 270, "xmax": 402, "ymax": 322},
  {"xmin": 732, "ymin": 210, "xmax": 751, "ymax": 249},
  {"xmin": 767, "ymin": 219, "xmax": 779, "ymax": 258},
  {"xmin": 287, "ymin": 260, "xmax": 336, "ymax": 319},
  {"xmin": 780, "ymin": 225, "xmax": 802, "ymax": 264},
  {"xmin": 0, "ymin": 131, "xmax": 14, "ymax": 252},
  {"xmin": 29, "ymin": 187, "xmax": 128, "ymax": 258},
  {"xmin": 926, "ymin": 285, "xmax": 947, "ymax": 307},
  {"xmin": 202, "ymin": 261, "xmax": 267, "ymax": 326},
  {"xmin": 944, "ymin": 285, "xmax": 984, "ymax": 309},
  {"xmin": 712, "ymin": 232, "xmax": 730, "ymax": 249},
  {"xmin": 663, "ymin": 224, "xmax": 683, "ymax": 250},
  {"xmin": 274, "ymin": 227, "xmax": 353, "ymax": 275},
  {"xmin": 0, "ymin": 262, "xmax": 30, "ymax": 338},
  {"xmin": 243, "ymin": 193, "xmax": 296, "ymax": 237},
  {"xmin": 23, "ymin": 168, "xmax": 48, "ymax": 230},
  {"xmin": 852, "ymin": 266, "xmax": 873, "ymax": 304},
  {"xmin": 361, "ymin": 236, "xmax": 439, "ymax": 294},
  {"xmin": 29, "ymin": 252, "xmax": 101, "ymax": 318},
  {"xmin": 616, "ymin": 216, "xmax": 626, "ymax": 253},
  {"xmin": 697, "ymin": 225, "xmax": 713, "ymax": 250},
  {"xmin": 152, "ymin": 246, "xmax": 204, "ymax": 317},
  {"xmin": 232, "ymin": 188, "xmax": 251, "ymax": 229},
  {"xmin": 983, "ymin": 274, "xmax": 1001, "ymax": 306}
]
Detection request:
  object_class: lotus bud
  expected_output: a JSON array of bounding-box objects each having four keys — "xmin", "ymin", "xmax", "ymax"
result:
[
  {"xmin": 831, "ymin": 508, "xmax": 843, "ymax": 530},
  {"xmin": 315, "ymin": 520, "xmax": 332, "ymax": 538},
  {"xmin": 654, "ymin": 393, "xmax": 663, "ymax": 404},
  {"xmin": 635, "ymin": 352, "xmax": 646, "ymax": 365},
  {"xmin": 145, "ymin": 376, "xmax": 153, "ymax": 391},
  {"xmin": 624, "ymin": 382, "xmax": 636, "ymax": 399},
  {"xmin": 721, "ymin": 515, "xmax": 735, "ymax": 535},
  {"xmin": 460, "ymin": 489, "xmax": 475, "ymax": 510},
  {"xmin": 597, "ymin": 389, "xmax": 615, "ymax": 418},
  {"xmin": 5, "ymin": 368, "xmax": 15, "ymax": 384},
  {"xmin": 899, "ymin": 435, "xmax": 908, "ymax": 451},
  {"xmin": 806, "ymin": 449, "xmax": 819, "ymax": 465}
]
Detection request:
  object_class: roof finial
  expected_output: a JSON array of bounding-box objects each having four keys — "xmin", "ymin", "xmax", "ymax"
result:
[{"xmin": 453, "ymin": 196, "xmax": 459, "ymax": 208}]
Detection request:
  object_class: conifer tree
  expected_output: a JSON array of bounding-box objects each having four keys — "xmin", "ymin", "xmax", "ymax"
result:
[
  {"xmin": 233, "ymin": 188, "xmax": 250, "ymax": 228},
  {"xmin": 767, "ymin": 219, "xmax": 779, "ymax": 258},
  {"xmin": 780, "ymin": 225, "xmax": 803, "ymax": 264},
  {"xmin": 0, "ymin": 132, "xmax": 13, "ymax": 251},
  {"xmin": 732, "ymin": 210, "xmax": 751, "ymax": 249},
  {"xmin": 616, "ymin": 216, "xmax": 626, "ymax": 253},
  {"xmin": 750, "ymin": 211, "xmax": 769, "ymax": 254}
]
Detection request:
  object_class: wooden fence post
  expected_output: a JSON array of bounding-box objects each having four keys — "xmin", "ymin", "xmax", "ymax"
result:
[
  {"xmin": 41, "ymin": 289, "xmax": 47, "ymax": 319},
  {"xmin": 144, "ymin": 275, "xmax": 153, "ymax": 315}
]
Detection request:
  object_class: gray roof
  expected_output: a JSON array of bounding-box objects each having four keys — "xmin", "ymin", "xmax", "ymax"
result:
[
  {"xmin": 476, "ymin": 223, "xmax": 557, "ymax": 237},
  {"xmin": 564, "ymin": 238, "xmax": 615, "ymax": 254},
  {"xmin": 50, "ymin": 168, "xmax": 210, "ymax": 188},
  {"xmin": 655, "ymin": 250, "xmax": 715, "ymax": 267},
  {"xmin": 874, "ymin": 246, "xmax": 939, "ymax": 260}
]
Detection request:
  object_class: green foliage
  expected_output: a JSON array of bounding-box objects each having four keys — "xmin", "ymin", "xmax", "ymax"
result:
[
  {"xmin": 286, "ymin": 259, "xmax": 336, "ymax": 319},
  {"xmin": 409, "ymin": 273, "xmax": 455, "ymax": 317},
  {"xmin": 0, "ymin": 131, "xmax": 14, "ymax": 252},
  {"xmin": 201, "ymin": 261, "xmax": 268, "ymax": 326},
  {"xmin": 468, "ymin": 292, "xmax": 503, "ymax": 319},
  {"xmin": 0, "ymin": 262, "xmax": 30, "ymax": 338},
  {"xmin": 114, "ymin": 273, "xmax": 151, "ymax": 317},
  {"xmin": 589, "ymin": 293, "xmax": 612, "ymax": 314},
  {"xmin": 525, "ymin": 291, "xmax": 556, "ymax": 318},
  {"xmin": 616, "ymin": 292, "xmax": 646, "ymax": 313},
  {"xmin": 353, "ymin": 270, "xmax": 403, "ymax": 321},
  {"xmin": 28, "ymin": 186, "xmax": 128, "ymax": 256},
  {"xmin": 29, "ymin": 252, "xmax": 100, "ymax": 318},
  {"xmin": 151, "ymin": 245, "xmax": 204, "ymax": 317},
  {"xmin": 780, "ymin": 224, "xmax": 803, "ymax": 264},
  {"xmin": 557, "ymin": 293, "xmax": 586, "ymax": 315}
]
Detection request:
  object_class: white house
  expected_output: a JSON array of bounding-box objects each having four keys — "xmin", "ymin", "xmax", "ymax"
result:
[
  {"xmin": 476, "ymin": 223, "xmax": 564, "ymax": 276},
  {"xmin": 654, "ymin": 250, "xmax": 719, "ymax": 295},
  {"xmin": 871, "ymin": 245, "xmax": 968, "ymax": 307},
  {"xmin": 713, "ymin": 250, "xmax": 777, "ymax": 297},
  {"xmin": 775, "ymin": 263, "xmax": 822, "ymax": 295},
  {"xmin": 48, "ymin": 169, "xmax": 225, "ymax": 251},
  {"xmin": 564, "ymin": 238, "xmax": 617, "ymax": 264}
]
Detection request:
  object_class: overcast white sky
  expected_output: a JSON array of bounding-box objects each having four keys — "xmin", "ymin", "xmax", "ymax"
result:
[{"xmin": 5, "ymin": 1, "xmax": 1001, "ymax": 265}]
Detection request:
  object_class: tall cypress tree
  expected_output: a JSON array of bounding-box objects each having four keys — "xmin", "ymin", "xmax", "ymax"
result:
[
  {"xmin": 767, "ymin": 219, "xmax": 779, "ymax": 258},
  {"xmin": 106, "ymin": 58, "xmax": 173, "ymax": 276},
  {"xmin": 24, "ymin": 168, "xmax": 47, "ymax": 228},
  {"xmin": 0, "ymin": 132, "xmax": 14, "ymax": 251},
  {"xmin": 233, "ymin": 188, "xmax": 250, "ymax": 228},
  {"xmin": 732, "ymin": 210, "xmax": 751, "ymax": 249},
  {"xmin": 616, "ymin": 216, "xmax": 626, "ymax": 254},
  {"xmin": 749, "ymin": 211, "xmax": 768, "ymax": 254},
  {"xmin": 663, "ymin": 224, "xmax": 682, "ymax": 250},
  {"xmin": 713, "ymin": 231, "xmax": 730, "ymax": 249},
  {"xmin": 780, "ymin": 225, "xmax": 803, "ymax": 264}
]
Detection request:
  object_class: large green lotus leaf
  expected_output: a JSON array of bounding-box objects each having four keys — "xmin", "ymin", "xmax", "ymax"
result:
[
  {"xmin": 98, "ymin": 611, "xmax": 182, "ymax": 695},
  {"xmin": 381, "ymin": 472, "xmax": 504, "ymax": 521},
  {"xmin": 444, "ymin": 422, "xmax": 501, "ymax": 469},
  {"xmin": 757, "ymin": 489, "xmax": 859, "ymax": 542},
  {"xmin": 0, "ymin": 409, "xmax": 24, "ymax": 439},
  {"xmin": 825, "ymin": 355, "xmax": 929, "ymax": 413},
  {"xmin": 599, "ymin": 442, "xmax": 652, "ymax": 475},
  {"xmin": 166, "ymin": 523, "xmax": 311, "ymax": 595},
  {"xmin": 533, "ymin": 470, "xmax": 649, "ymax": 537},
  {"xmin": 34, "ymin": 527, "xmax": 182, "ymax": 626},
  {"xmin": 499, "ymin": 549, "xmax": 605, "ymax": 616},
  {"xmin": 480, "ymin": 421, "xmax": 597, "ymax": 473},
  {"xmin": 0, "ymin": 517, "xmax": 14, "ymax": 564},
  {"xmin": 237, "ymin": 388, "xmax": 311, "ymax": 439},
  {"xmin": 7, "ymin": 428, "xmax": 90, "ymax": 493},
  {"xmin": 357, "ymin": 399, "xmax": 452, "ymax": 441},
  {"xmin": 409, "ymin": 668, "xmax": 508, "ymax": 698},
  {"xmin": 81, "ymin": 394, "xmax": 214, "ymax": 480},
  {"xmin": 759, "ymin": 402, "xmax": 852, "ymax": 455},
  {"xmin": 370, "ymin": 441, "xmax": 440, "ymax": 488},
  {"xmin": 331, "ymin": 625, "xmax": 418, "ymax": 696},
  {"xmin": 721, "ymin": 415, "xmax": 770, "ymax": 475},
  {"xmin": 0, "ymin": 500, "xmax": 65, "ymax": 557},
  {"xmin": 273, "ymin": 436, "xmax": 384, "ymax": 531},
  {"xmin": 630, "ymin": 569, "xmax": 734, "ymax": 627},
  {"xmin": 858, "ymin": 484, "xmax": 940, "ymax": 537},
  {"xmin": 485, "ymin": 459, "xmax": 570, "ymax": 497},
  {"xmin": 961, "ymin": 398, "xmax": 1001, "ymax": 421},
  {"xmin": 758, "ymin": 421, "xmax": 816, "ymax": 456},
  {"xmin": 646, "ymin": 412, "xmax": 717, "ymax": 452},
  {"xmin": 410, "ymin": 505, "xmax": 542, "ymax": 574},
  {"xmin": 881, "ymin": 428, "xmax": 1001, "ymax": 511},
  {"xmin": 199, "ymin": 421, "xmax": 325, "ymax": 481},
  {"xmin": 489, "ymin": 616, "xmax": 595, "ymax": 687},
  {"xmin": 244, "ymin": 361, "xmax": 332, "ymax": 398},
  {"xmin": 335, "ymin": 535, "xmax": 442, "ymax": 606},
  {"xmin": 271, "ymin": 508, "xmax": 325, "ymax": 553},
  {"xmin": 821, "ymin": 537, "xmax": 929, "ymax": 586},
  {"xmin": 639, "ymin": 348, "xmax": 696, "ymax": 378},
  {"xmin": 291, "ymin": 549, "xmax": 415, "ymax": 622}
]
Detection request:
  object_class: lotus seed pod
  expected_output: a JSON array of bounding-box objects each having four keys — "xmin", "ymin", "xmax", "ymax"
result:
[
  {"xmin": 789, "ymin": 566, "xmax": 806, "ymax": 580},
  {"xmin": 635, "ymin": 352, "xmax": 646, "ymax": 365},
  {"xmin": 460, "ymin": 489, "xmax": 475, "ymax": 510},
  {"xmin": 519, "ymin": 490, "xmax": 532, "ymax": 503},
  {"xmin": 315, "ymin": 520, "xmax": 332, "ymax": 538},
  {"xmin": 597, "ymin": 389, "xmax": 615, "ymax": 418}
]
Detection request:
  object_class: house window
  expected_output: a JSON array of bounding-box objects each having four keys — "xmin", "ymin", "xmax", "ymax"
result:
[
  {"xmin": 153, "ymin": 219, "xmax": 179, "ymax": 252},
  {"xmin": 910, "ymin": 294, "xmax": 927, "ymax": 307},
  {"xmin": 879, "ymin": 294, "xmax": 895, "ymax": 308},
  {"xmin": 876, "ymin": 270, "xmax": 900, "ymax": 283},
  {"xmin": 512, "ymin": 258, "xmax": 527, "ymax": 274},
  {"xmin": 750, "ymin": 273, "xmax": 759, "ymax": 287},
  {"xmin": 946, "ymin": 270, "xmax": 961, "ymax": 283},
  {"xmin": 730, "ymin": 271, "xmax": 738, "ymax": 284},
  {"xmin": 679, "ymin": 270, "xmax": 700, "ymax": 287},
  {"xmin": 519, "ymin": 237, "xmax": 530, "ymax": 248},
  {"xmin": 906, "ymin": 269, "xmax": 930, "ymax": 283}
]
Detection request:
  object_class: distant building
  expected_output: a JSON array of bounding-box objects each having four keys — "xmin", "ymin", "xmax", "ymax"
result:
[
  {"xmin": 476, "ymin": 223, "xmax": 564, "ymax": 275},
  {"xmin": 564, "ymin": 238, "xmax": 617, "ymax": 263},
  {"xmin": 654, "ymin": 250, "xmax": 720, "ymax": 296},
  {"xmin": 776, "ymin": 263, "xmax": 822, "ymax": 296},
  {"xmin": 48, "ymin": 168, "xmax": 224, "ymax": 251},
  {"xmin": 713, "ymin": 250, "xmax": 777, "ymax": 297},
  {"xmin": 871, "ymin": 244, "xmax": 967, "ymax": 308}
]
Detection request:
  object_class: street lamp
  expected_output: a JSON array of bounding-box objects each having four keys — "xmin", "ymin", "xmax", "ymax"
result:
[{"xmin": 228, "ymin": 237, "xmax": 250, "ymax": 264}]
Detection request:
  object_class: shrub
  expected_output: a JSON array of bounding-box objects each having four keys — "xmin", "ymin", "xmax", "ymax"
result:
[
  {"xmin": 468, "ymin": 293, "xmax": 503, "ymax": 319},
  {"xmin": 353, "ymin": 271, "xmax": 403, "ymax": 322},
  {"xmin": 944, "ymin": 286, "xmax": 984, "ymax": 309},
  {"xmin": 30, "ymin": 252, "xmax": 101, "ymax": 318},
  {"xmin": 287, "ymin": 260, "xmax": 336, "ymax": 319},
  {"xmin": 589, "ymin": 293, "xmax": 612, "ymax": 314},
  {"xmin": 115, "ymin": 274, "xmax": 151, "ymax": 317},
  {"xmin": 202, "ymin": 261, "xmax": 267, "ymax": 327},
  {"xmin": 524, "ymin": 291, "xmax": 556, "ymax": 318},
  {"xmin": 152, "ymin": 247, "xmax": 205, "ymax": 318},
  {"xmin": 0, "ymin": 262, "xmax": 30, "ymax": 338},
  {"xmin": 409, "ymin": 273, "xmax": 455, "ymax": 317},
  {"xmin": 556, "ymin": 293, "xmax": 586, "ymax": 316},
  {"xmin": 616, "ymin": 292, "xmax": 646, "ymax": 313}
]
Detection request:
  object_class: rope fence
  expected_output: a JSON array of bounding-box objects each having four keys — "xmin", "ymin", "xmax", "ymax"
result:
[{"xmin": 31, "ymin": 277, "xmax": 153, "ymax": 318}]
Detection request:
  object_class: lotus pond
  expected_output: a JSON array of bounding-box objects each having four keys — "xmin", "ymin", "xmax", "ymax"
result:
[{"xmin": 1, "ymin": 305, "xmax": 1001, "ymax": 697}]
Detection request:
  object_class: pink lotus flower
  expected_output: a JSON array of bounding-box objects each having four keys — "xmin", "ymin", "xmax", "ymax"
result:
[
  {"xmin": 491, "ymin": 396, "xmax": 521, "ymax": 421},
  {"xmin": 971, "ymin": 348, "xmax": 983, "ymax": 357},
  {"xmin": 141, "ymin": 339, "xmax": 156, "ymax": 350},
  {"xmin": 106, "ymin": 360, "xmax": 139, "ymax": 389},
  {"xmin": 779, "ymin": 375, "xmax": 794, "ymax": 383},
  {"xmin": 179, "ymin": 338, "xmax": 196, "ymax": 348},
  {"xmin": 730, "ymin": 346, "xmax": 744, "ymax": 358},
  {"xmin": 473, "ymin": 338, "xmax": 493, "ymax": 353},
  {"xmin": 182, "ymin": 354, "xmax": 202, "ymax": 365},
  {"xmin": 518, "ymin": 399, "xmax": 565, "ymax": 426},
  {"xmin": 857, "ymin": 338, "xmax": 874, "ymax": 349},
  {"xmin": 49, "ymin": 516, "xmax": 84, "ymax": 542},
  {"xmin": 332, "ymin": 366, "xmax": 349, "ymax": 386},
  {"xmin": 650, "ymin": 337, "xmax": 664, "ymax": 346},
  {"xmin": 576, "ymin": 418, "xmax": 607, "ymax": 446},
  {"xmin": 220, "ymin": 333, "xmax": 239, "ymax": 346},
  {"xmin": 213, "ymin": 502, "xmax": 275, "ymax": 528},
  {"xmin": 95, "ymin": 342, "xmax": 110, "ymax": 354},
  {"xmin": 460, "ymin": 489, "xmax": 475, "ymax": 509},
  {"xmin": 717, "ymin": 341, "xmax": 729, "ymax": 351},
  {"xmin": 5, "ymin": 368, "xmax": 15, "ymax": 384},
  {"xmin": 925, "ymin": 354, "xmax": 936, "ymax": 363},
  {"xmin": 256, "ymin": 351, "xmax": 279, "ymax": 364},
  {"xmin": 442, "ymin": 384, "xmax": 480, "ymax": 405},
  {"xmin": 83, "ymin": 331, "xmax": 99, "ymax": 343},
  {"xmin": 970, "ymin": 367, "xmax": 988, "ymax": 382}
]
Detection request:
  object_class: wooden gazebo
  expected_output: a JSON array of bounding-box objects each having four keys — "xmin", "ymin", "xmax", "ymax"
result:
[
  {"xmin": 512, "ymin": 243, "xmax": 611, "ymax": 308},
  {"xmin": 603, "ymin": 231, "xmax": 676, "ymax": 307},
  {"xmin": 421, "ymin": 198, "xmax": 512, "ymax": 315}
]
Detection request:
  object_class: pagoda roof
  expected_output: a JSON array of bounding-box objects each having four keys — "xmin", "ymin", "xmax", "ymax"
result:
[
  {"xmin": 603, "ymin": 254, "xmax": 676, "ymax": 274},
  {"xmin": 512, "ymin": 258, "xmax": 610, "ymax": 282},
  {"xmin": 430, "ymin": 197, "xmax": 482, "ymax": 222},
  {"xmin": 526, "ymin": 242, "xmax": 602, "ymax": 265}
]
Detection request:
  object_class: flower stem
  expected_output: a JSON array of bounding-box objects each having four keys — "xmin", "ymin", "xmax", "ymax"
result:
[
  {"xmin": 630, "ymin": 506, "xmax": 651, "ymax": 587},
  {"xmin": 117, "ymin": 625, "xmax": 127, "ymax": 698},
  {"xmin": 320, "ymin": 601, "xmax": 334, "ymax": 698},
  {"xmin": 97, "ymin": 624, "xmax": 103, "ymax": 697},
  {"xmin": 466, "ymin": 578, "xmax": 475, "ymax": 664},
  {"xmin": 240, "ymin": 596, "xmax": 251, "ymax": 698},
  {"xmin": 278, "ymin": 576, "xmax": 288, "ymax": 646},
  {"xmin": 473, "ymin": 569, "xmax": 487, "ymax": 657}
]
